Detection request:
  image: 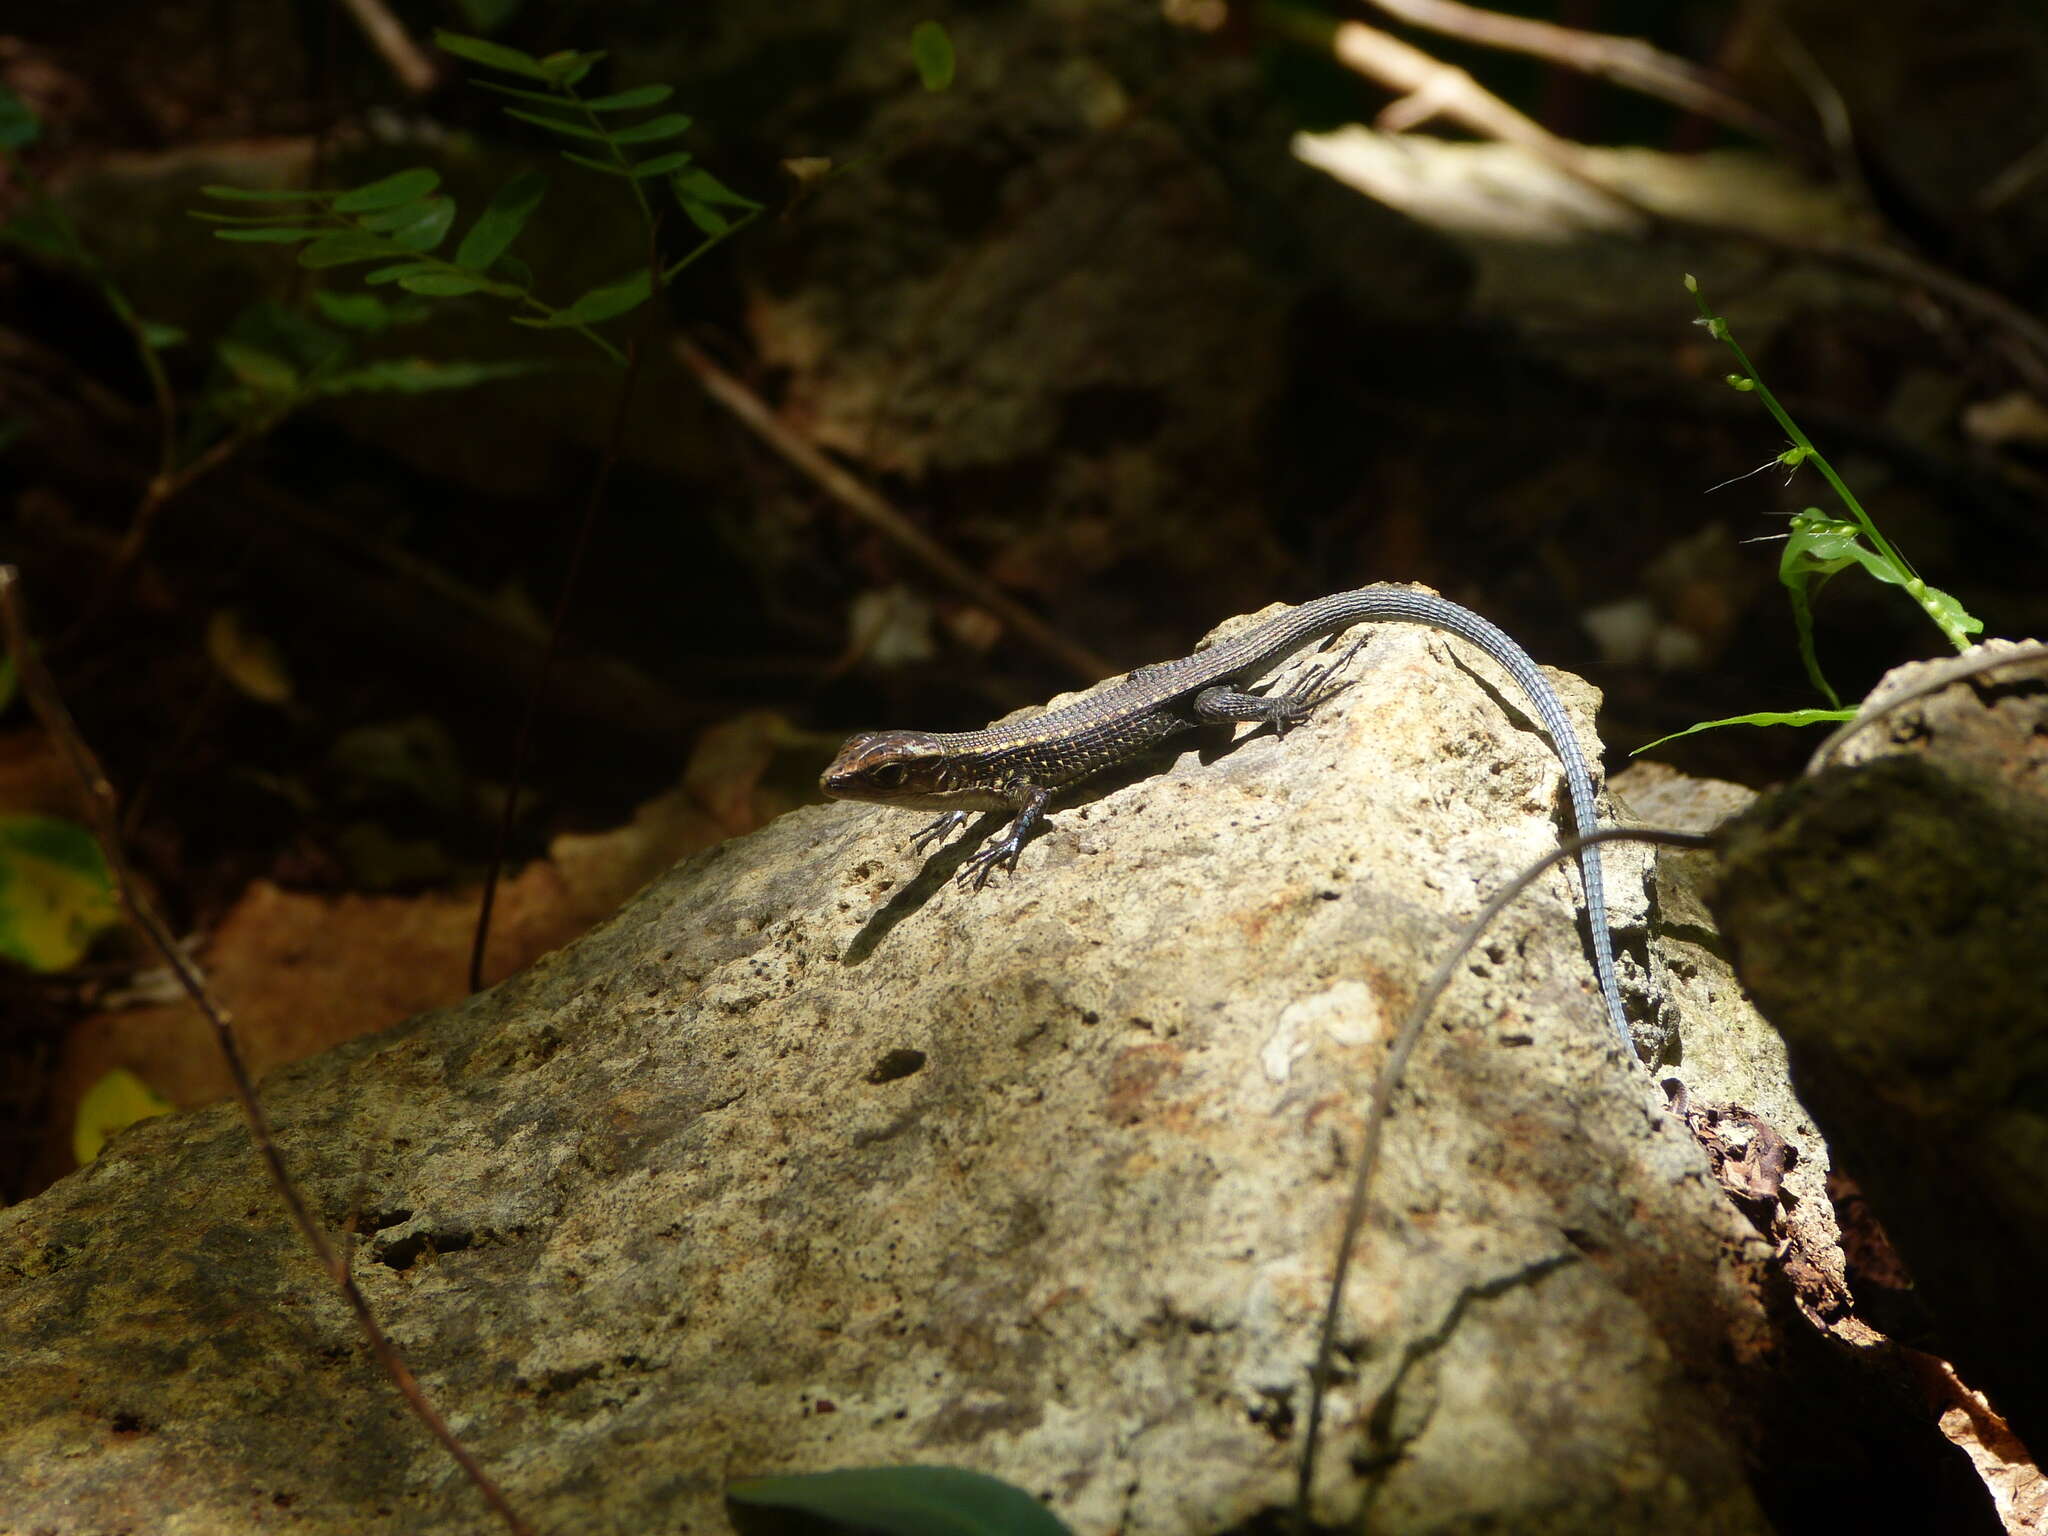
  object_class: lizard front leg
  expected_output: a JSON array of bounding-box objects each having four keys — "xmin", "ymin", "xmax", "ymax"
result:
[{"xmin": 957, "ymin": 785, "xmax": 1052, "ymax": 889}]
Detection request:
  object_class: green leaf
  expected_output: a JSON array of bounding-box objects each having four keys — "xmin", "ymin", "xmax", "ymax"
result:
[
  {"xmin": 311, "ymin": 290, "xmax": 397, "ymax": 330},
  {"xmin": 456, "ymin": 169, "xmax": 547, "ymax": 269},
  {"xmin": 314, "ymin": 358, "xmax": 542, "ymax": 395},
  {"xmin": 517, "ymin": 267, "xmax": 651, "ymax": 328},
  {"xmin": 676, "ymin": 197, "xmax": 728, "ymax": 237},
  {"xmin": 671, "ymin": 166, "xmax": 758, "ymax": 238},
  {"xmin": 726, "ymin": 1466, "xmax": 1074, "ymax": 1536},
  {"xmin": 910, "ymin": 21, "xmax": 956, "ymax": 92},
  {"xmin": 434, "ymin": 28, "xmax": 551, "ymax": 80},
  {"xmin": 222, "ymin": 300, "xmax": 350, "ymax": 374},
  {"xmin": 373, "ymin": 196, "xmax": 458, "ymax": 252},
  {"xmin": 608, "ymin": 112, "xmax": 693, "ymax": 145},
  {"xmin": 502, "ymin": 106, "xmax": 608, "ymax": 142},
  {"xmin": 364, "ymin": 261, "xmax": 442, "ymax": 286},
  {"xmin": 140, "ymin": 320, "xmax": 187, "ymax": 349},
  {"xmin": 1633, "ymin": 708, "xmax": 1856, "ymax": 755},
  {"xmin": 560, "ymin": 150, "xmax": 626, "ymax": 177},
  {"xmin": 333, "ymin": 167, "xmax": 442, "ymax": 213},
  {"xmin": 470, "ymin": 78, "xmax": 578, "ymax": 109},
  {"xmin": 493, "ymin": 253, "xmax": 534, "ymax": 287},
  {"xmin": 1915, "ymin": 580, "xmax": 1983, "ymax": 644},
  {"xmin": 0, "ymin": 209, "xmax": 69, "ymax": 261},
  {"xmin": 542, "ymin": 50, "xmax": 604, "ymax": 88},
  {"xmin": 0, "ymin": 814, "xmax": 120, "ymax": 973},
  {"xmin": 672, "ymin": 166, "xmax": 759, "ymax": 208},
  {"xmin": 581, "ymin": 83, "xmax": 674, "ymax": 112},
  {"xmin": 625, "ymin": 150, "xmax": 692, "ymax": 178},
  {"xmin": 396, "ymin": 272, "xmax": 486, "ymax": 295},
  {"xmin": 356, "ymin": 198, "xmax": 432, "ymax": 232},
  {"xmin": 190, "ymin": 208, "xmax": 328, "ymax": 224},
  {"xmin": 201, "ymin": 184, "xmax": 339, "ymax": 202},
  {"xmin": 0, "ymin": 85, "xmax": 43, "ymax": 148},
  {"xmin": 559, "ymin": 146, "xmax": 694, "ymax": 178},
  {"xmin": 214, "ymin": 339, "xmax": 301, "ymax": 394},
  {"xmin": 299, "ymin": 230, "xmax": 403, "ymax": 268},
  {"xmin": 73, "ymin": 1067, "xmax": 173, "ymax": 1164},
  {"xmin": 212, "ymin": 226, "xmax": 326, "ymax": 243}
]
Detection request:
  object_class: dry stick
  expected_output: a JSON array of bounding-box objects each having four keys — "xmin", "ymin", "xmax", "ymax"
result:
[
  {"xmin": 336, "ymin": 0, "xmax": 439, "ymax": 96},
  {"xmin": 675, "ymin": 338, "xmax": 1113, "ymax": 684},
  {"xmin": 1363, "ymin": 0, "xmax": 1792, "ymax": 150},
  {"xmin": 1292, "ymin": 823, "xmax": 1716, "ymax": 1530},
  {"xmin": 67, "ymin": 426, "xmax": 251, "ymax": 647},
  {"xmin": 1315, "ymin": 18, "xmax": 2048, "ymax": 396},
  {"xmin": 0, "ymin": 566, "xmax": 535, "ymax": 1536}
]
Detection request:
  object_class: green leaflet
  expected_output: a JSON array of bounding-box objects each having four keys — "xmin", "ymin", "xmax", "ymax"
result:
[
  {"xmin": 727, "ymin": 1467, "xmax": 1074, "ymax": 1536},
  {"xmin": 455, "ymin": 170, "xmax": 548, "ymax": 270}
]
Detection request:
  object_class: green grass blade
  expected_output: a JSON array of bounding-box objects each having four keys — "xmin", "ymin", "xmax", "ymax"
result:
[{"xmin": 1634, "ymin": 708, "xmax": 1855, "ymax": 755}]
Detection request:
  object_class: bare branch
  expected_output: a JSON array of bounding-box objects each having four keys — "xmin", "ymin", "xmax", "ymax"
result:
[
  {"xmin": 1309, "ymin": 17, "xmax": 2048, "ymax": 393},
  {"xmin": 1363, "ymin": 0, "xmax": 1789, "ymax": 148},
  {"xmin": 336, "ymin": 0, "xmax": 439, "ymax": 96},
  {"xmin": 676, "ymin": 337, "xmax": 1113, "ymax": 683},
  {"xmin": 0, "ymin": 568, "xmax": 535, "ymax": 1536}
]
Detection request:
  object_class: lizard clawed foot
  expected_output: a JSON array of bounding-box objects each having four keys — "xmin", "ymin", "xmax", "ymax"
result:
[
  {"xmin": 957, "ymin": 836, "xmax": 1023, "ymax": 889},
  {"xmin": 911, "ymin": 811, "xmax": 971, "ymax": 855},
  {"xmin": 1268, "ymin": 635, "xmax": 1370, "ymax": 736}
]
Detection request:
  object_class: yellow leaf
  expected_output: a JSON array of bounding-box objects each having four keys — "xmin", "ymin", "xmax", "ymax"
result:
[
  {"xmin": 206, "ymin": 608, "xmax": 295, "ymax": 704},
  {"xmin": 0, "ymin": 814, "xmax": 119, "ymax": 971},
  {"xmin": 73, "ymin": 1067, "xmax": 174, "ymax": 1164}
]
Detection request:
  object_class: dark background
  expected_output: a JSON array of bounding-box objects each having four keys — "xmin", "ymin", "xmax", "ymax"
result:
[{"xmin": 4, "ymin": 0, "xmax": 2046, "ymax": 1198}]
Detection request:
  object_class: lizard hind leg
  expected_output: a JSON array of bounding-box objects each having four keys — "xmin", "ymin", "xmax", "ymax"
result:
[{"xmin": 1194, "ymin": 633, "xmax": 1371, "ymax": 737}]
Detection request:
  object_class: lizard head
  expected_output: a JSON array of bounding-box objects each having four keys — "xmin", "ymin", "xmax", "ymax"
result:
[{"xmin": 821, "ymin": 730, "xmax": 1003, "ymax": 811}]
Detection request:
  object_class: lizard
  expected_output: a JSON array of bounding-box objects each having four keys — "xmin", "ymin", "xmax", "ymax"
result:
[{"xmin": 820, "ymin": 584, "xmax": 1632, "ymax": 1051}]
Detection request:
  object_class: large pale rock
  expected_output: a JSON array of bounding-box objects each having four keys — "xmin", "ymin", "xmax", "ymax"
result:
[{"xmin": 4, "ymin": 612, "xmax": 1965, "ymax": 1534}]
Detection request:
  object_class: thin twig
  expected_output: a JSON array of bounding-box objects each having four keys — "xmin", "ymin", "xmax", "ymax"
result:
[
  {"xmin": 675, "ymin": 338, "xmax": 1112, "ymax": 683},
  {"xmin": 1361, "ymin": 0, "xmax": 1791, "ymax": 150},
  {"xmin": 1302, "ymin": 15, "xmax": 2048, "ymax": 394},
  {"xmin": 65, "ymin": 426, "xmax": 251, "ymax": 648},
  {"xmin": 0, "ymin": 566, "xmax": 534, "ymax": 1536},
  {"xmin": 1293, "ymin": 823, "xmax": 1715, "ymax": 1530},
  {"xmin": 336, "ymin": 0, "xmax": 439, "ymax": 96},
  {"xmin": 469, "ymin": 230, "xmax": 660, "ymax": 996},
  {"xmin": 1323, "ymin": 16, "xmax": 1621, "ymax": 185}
]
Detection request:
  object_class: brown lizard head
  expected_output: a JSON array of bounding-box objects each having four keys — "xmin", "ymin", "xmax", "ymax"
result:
[{"xmin": 820, "ymin": 730, "xmax": 1012, "ymax": 812}]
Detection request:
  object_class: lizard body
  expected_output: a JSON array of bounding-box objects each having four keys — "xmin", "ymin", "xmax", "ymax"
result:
[{"xmin": 821, "ymin": 585, "xmax": 1630, "ymax": 1050}]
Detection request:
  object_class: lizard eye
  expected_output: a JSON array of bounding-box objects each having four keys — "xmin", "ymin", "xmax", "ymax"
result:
[{"xmin": 870, "ymin": 763, "xmax": 907, "ymax": 788}]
